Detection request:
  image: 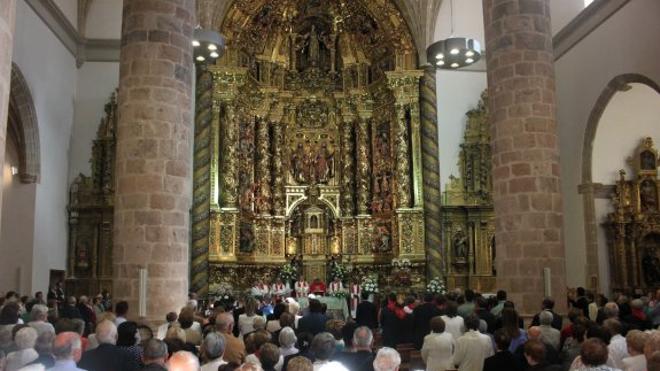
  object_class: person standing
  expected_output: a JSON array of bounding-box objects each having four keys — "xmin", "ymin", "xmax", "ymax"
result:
[
  {"xmin": 421, "ymin": 317, "xmax": 455, "ymax": 371},
  {"xmin": 452, "ymin": 315, "xmax": 493, "ymax": 371}
]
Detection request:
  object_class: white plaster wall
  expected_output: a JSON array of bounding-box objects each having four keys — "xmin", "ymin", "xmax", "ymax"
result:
[
  {"xmin": 0, "ymin": 139, "xmax": 37, "ymax": 294},
  {"xmin": 53, "ymin": 0, "xmax": 77, "ymax": 30},
  {"xmin": 84, "ymin": 1, "xmax": 122, "ymax": 39},
  {"xmin": 550, "ymin": 0, "xmax": 589, "ymax": 34},
  {"xmin": 554, "ymin": 0, "xmax": 660, "ymax": 289},
  {"xmin": 12, "ymin": 1, "xmax": 77, "ymax": 294},
  {"xmin": 433, "ymin": 0, "xmax": 488, "ymax": 190},
  {"xmin": 69, "ymin": 62, "xmax": 119, "ymax": 182},
  {"xmin": 590, "ymin": 84, "xmax": 660, "ymax": 295},
  {"xmin": 436, "ymin": 71, "xmax": 488, "ymax": 189}
]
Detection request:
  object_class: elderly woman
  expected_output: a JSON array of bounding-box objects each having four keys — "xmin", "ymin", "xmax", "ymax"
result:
[
  {"xmin": 6, "ymin": 326, "xmax": 38, "ymax": 371},
  {"xmin": 239, "ymin": 298, "xmax": 260, "ymax": 338},
  {"xmin": 569, "ymin": 338, "xmax": 619, "ymax": 371},
  {"xmin": 622, "ymin": 330, "xmax": 648, "ymax": 371},
  {"xmin": 279, "ymin": 327, "xmax": 299, "ymax": 357}
]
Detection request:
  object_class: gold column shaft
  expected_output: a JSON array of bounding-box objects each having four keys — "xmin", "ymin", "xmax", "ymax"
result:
[
  {"xmin": 272, "ymin": 122, "xmax": 285, "ymax": 215},
  {"xmin": 356, "ymin": 117, "xmax": 371, "ymax": 214},
  {"xmin": 341, "ymin": 121, "xmax": 355, "ymax": 215},
  {"xmin": 222, "ymin": 104, "xmax": 239, "ymax": 208},
  {"xmin": 394, "ymin": 103, "xmax": 411, "ymax": 208},
  {"xmin": 255, "ymin": 118, "xmax": 272, "ymax": 214}
]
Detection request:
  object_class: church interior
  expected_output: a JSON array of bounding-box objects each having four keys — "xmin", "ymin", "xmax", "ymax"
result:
[{"xmin": 1, "ymin": 0, "xmax": 660, "ymax": 339}]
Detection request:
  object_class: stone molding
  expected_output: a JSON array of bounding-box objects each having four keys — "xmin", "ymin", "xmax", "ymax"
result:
[{"xmin": 28, "ymin": 0, "xmax": 631, "ymax": 67}]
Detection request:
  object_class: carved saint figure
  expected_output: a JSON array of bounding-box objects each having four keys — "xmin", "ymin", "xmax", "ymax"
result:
[
  {"xmin": 374, "ymin": 225, "xmax": 391, "ymax": 252},
  {"xmin": 239, "ymin": 223, "xmax": 255, "ymax": 253},
  {"xmin": 640, "ymin": 179, "xmax": 658, "ymax": 212},
  {"xmin": 453, "ymin": 228, "xmax": 468, "ymax": 259}
]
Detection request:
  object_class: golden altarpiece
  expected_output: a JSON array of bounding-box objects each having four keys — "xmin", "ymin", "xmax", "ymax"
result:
[
  {"xmin": 605, "ymin": 137, "xmax": 660, "ymax": 290},
  {"xmin": 441, "ymin": 92, "xmax": 496, "ymax": 292},
  {"xmin": 66, "ymin": 94, "xmax": 117, "ymax": 296},
  {"xmin": 192, "ymin": 0, "xmax": 429, "ymax": 294}
]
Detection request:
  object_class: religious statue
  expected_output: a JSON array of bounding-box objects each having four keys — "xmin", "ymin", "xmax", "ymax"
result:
[
  {"xmin": 453, "ymin": 228, "xmax": 468, "ymax": 259},
  {"xmin": 239, "ymin": 223, "xmax": 256, "ymax": 253},
  {"xmin": 290, "ymin": 142, "xmax": 335, "ymax": 184},
  {"xmin": 373, "ymin": 225, "xmax": 391, "ymax": 252},
  {"xmin": 641, "ymin": 150, "xmax": 657, "ymax": 170},
  {"xmin": 642, "ymin": 247, "xmax": 660, "ymax": 285},
  {"xmin": 640, "ymin": 179, "xmax": 658, "ymax": 212}
]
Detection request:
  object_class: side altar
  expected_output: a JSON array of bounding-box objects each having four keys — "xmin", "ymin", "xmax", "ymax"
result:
[{"xmin": 191, "ymin": 0, "xmax": 431, "ymax": 296}]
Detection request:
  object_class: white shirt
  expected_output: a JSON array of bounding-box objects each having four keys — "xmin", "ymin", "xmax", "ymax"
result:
[
  {"xmin": 421, "ymin": 332, "xmax": 455, "ymax": 371},
  {"xmin": 453, "ymin": 330, "xmax": 494, "ymax": 371},
  {"xmin": 238, "ymin": 314, "xmax": 258, "ymax": 337},
  {"xmin": 6, "ymin": 348, "xmax": 39, "ymax": 371},
  {"xmin": 608, "ymin": 334, "xmax": 629, "ymax": 369},
  {"xmin": 441, "ymin": 315, "xmax": 465, "ymax": 341},
  {"xmin": 201, "ymin": 358, "xmax": 227, "ymax": 371},
  {"xmin": 622, "ymin": 354, "xmax": 646, "ymax": 371}
]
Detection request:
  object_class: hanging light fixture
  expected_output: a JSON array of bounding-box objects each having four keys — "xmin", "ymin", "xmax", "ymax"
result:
[
  {"xmin": 426, "ymin": 0, "xmax": 482, "ymax": 69},
  {"xmin": 192, "ymin": 28, "xmax": 225, "ymax": 64}
]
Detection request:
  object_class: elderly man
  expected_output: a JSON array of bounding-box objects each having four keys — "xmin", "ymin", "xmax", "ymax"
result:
[
  {"xmin": 373, "ymin": 347, "xmax": 401, "ymax": 371},
  {"xmin": 622, "ymin": 330, "xmax": 648, "ymax": 371},
  {"xmin": 6, "ymin": 327, "xmax": 39, "ymax": 370},
  {"xmin": 279, "ymin": 327, "xmax": 298, "ymax": 358},
  {"xmin": 142, "ymin": 339, "xmax": 169, "ymax": 371},
  {"xmin": 538, "ymin": 311, "xmax": 560, "ymax": 350},
  {"xmin": 168, "ymin": 351, "xmax": 200, "ymax": 371},
  {"xmin": 215, "ymin": 312, "xmax": 246, "ymax": 365},
  {"xmin": 28, "ymin": 304, "xmax": 55, "ymax": 337},
  {"xmin": 335, "ymin": 326, "xmax": 375, "ymax": 371},
  {"xmin": 48, "ymin": 331, "xmax": 85, "ymax": 371},
  {"xmin": 201, "ymin": 332, "xmax": 227, "ymax": 371},
  {"xmin": 531, "ymin": 298, "xmax": 562, "ymax": 330},
  {"xmin": 78, "ymin": 319, "xmax": 139, "ymax": 371}
]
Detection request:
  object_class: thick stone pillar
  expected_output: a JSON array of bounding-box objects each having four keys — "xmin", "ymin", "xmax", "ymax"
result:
[
  {"xmin": 114, "ymin": 0, "xmax": 194, "ymax": 320},
  {"xmin": 420, "ymin": 66, "xmax": 443, "ymax": 279},
  {"xmin": 483, "ymin": 0, "xmax": 566, "ymax": 314},
  {"xmin": 0, "ymin": 0, "xmax": 16, "ymax": 228}
]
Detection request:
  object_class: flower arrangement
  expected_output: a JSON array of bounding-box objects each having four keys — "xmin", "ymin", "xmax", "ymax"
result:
[
  {"xmin": 329, "ymin": 290, "xmax": 348, "ymax": 299},
  {"xmin": 426, "ymin": 276, "xmax": 447, "ymax": 295},
  {"xmin": 330, "ymin": 260, "xmax": 347, "ymax": 280},
  {"xmin": 279, "ymin": 262, "xmax": 298, "ymax": 283},
  {"xmin": 361, "ymin": 275, "xmax": 379, "ymax": 294},
  {"xmin": 391, "ymin": 258, "xmax": 412, "ymax": 270}
]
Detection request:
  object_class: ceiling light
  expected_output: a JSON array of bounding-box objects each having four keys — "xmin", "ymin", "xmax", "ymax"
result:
[
  {"xmin": 196, "ymin": 56, "xmax": 205, "ymax": 62},
  {"xmin": 450, "ymin": 48, "xmax": 459, "ymax": 55},
  {"xmin": 193, "ymin": 28, "xmax": 225, "ymax": 64},
  {"xmin": 426, "ymin": 37, "xmax": 482, "ymax": 70},
  {"xmin": 436, "ymin": 53, "xmax": 444, "ymax": 60},
  {"xmin": 451, "ymin": 63, "xmax": 459, "ymax": 68},
  {"xmin": 192, "ymin": 40, "xmax": 200, "ymax": 47},
  {"xmin": 437, "ymin": 60, "xmax": 445, "ymax": 66},
  {"xmin": 466, "ymin": 50, "xmax": 475, "ymax": 57},
  {"xmin": 465, "ymin": 58, "xmax": 474, "ymax": 64},
  {"xmin": 210, "ymin": 51, "xmax": 219, "ymax": 58},
  {"xmin": 207, "ymin": 44, "xmax": 217, "ymax": 51}
]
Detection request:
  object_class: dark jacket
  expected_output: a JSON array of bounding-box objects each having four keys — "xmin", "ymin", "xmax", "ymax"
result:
[
  {"xmin": 483, "ymin": 350, "xmax": 522, "ymax": 371},
  {"xmin": 356, "ymin": 301, "xmax": 378, "ymax": 330},
  {"xmin": 334, "ymin": 350, "xmax": 375, "ymax": 371},
  {"xmin": 78, "ymin": 343, "xmax": 139, "ymax": 371},
  {"xmin": 61, "ymin": 305, "xmax": 82, "ymax": 320},
  {"xmin": 412, "ymin": 302, "xmax": 441, "ymax": 349},
  {"xmin": 380, "ymin": 306, "xmax": 407, "ymax": 347},
  {"xmin": 297, "ymin": 312, "xmax": 328, "ymax": 336},
  {"xmin": 141, "ymin": 363, "xmax": 167, "ymax": 371},
  {"xmin": 476, "ymin": 308, "xmax": 497, "ymax": 334},
  {"xmin": 527, "ymin": 363, "xmax": 563, "ymax": 371},
  {"xmin": 514, "ymin": 341, "xmax": 560, "ymax": 369}
]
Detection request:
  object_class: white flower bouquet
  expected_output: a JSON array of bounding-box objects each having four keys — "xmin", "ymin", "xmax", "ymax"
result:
[
  {"xmin": 362, "ymin": 275, "xmax": 379, "ymax": 294},
  {"xmin": 279, "ymin": 263, "xmax": 298, "ymax": 282},
  {"xmin": 426, "ymin": 276, "xmax": 447, "ymax": 295}
]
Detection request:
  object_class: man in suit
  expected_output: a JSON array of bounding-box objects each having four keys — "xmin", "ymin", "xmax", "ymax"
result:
[
  {"xmin": 484, "ymin": 329, "xmax": 522, "ymax": 371},
  {"xmin": 531, "ymin": 298, "xmax": 563, "ymax": 330},
  {"xmin": 356, "ymin": 292, "xmax": 378, "ymax": 330},
  {"xmin": 215, "ymin": 312, "xmax": 246, "ymax": 365},
  {"xmin": 297, "ymin": 299, "xmax": 328, "ymax": 336},
  {"xmin": 141, "ymin": 339, "xmax": 169, "ymax": 371},
  {"xmin": 412, "ymin": 293, "xmax": 441, "ymax": 349},
  {"xmin": 78, "ymin": 320, "xmax": 139, "ymax": 371},
  {"xmin": 334, "ymin": 326, "xmax": 375, "ymax": 371}
]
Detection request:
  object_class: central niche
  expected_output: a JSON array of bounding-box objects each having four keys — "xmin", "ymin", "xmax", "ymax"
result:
[{"xmin": 192, "ymin": 0, "xmax": 426, "ymax": 292}]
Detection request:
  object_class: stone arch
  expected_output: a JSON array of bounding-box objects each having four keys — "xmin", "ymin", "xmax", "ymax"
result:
[
  {"xmin": 581, "ymin": 73, "xmax": 660, "ymax": 184},
  {"xmin": 8, "ymin": 63, "xmax": 40, "ymax": 184},
  {"xmin": 579, "ymin": 73, "xmax": 660, "ymax": 293}
]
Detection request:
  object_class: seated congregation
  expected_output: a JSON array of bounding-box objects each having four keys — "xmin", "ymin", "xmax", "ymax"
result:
[{"xmin": 0, "ymin": 286, "xmax": 660, "ymax": 371}]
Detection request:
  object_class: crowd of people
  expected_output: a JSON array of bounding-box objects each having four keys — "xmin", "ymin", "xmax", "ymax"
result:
[{"xmin": 0, "ymin": 284, "xmax": 659, "ymax": 371}]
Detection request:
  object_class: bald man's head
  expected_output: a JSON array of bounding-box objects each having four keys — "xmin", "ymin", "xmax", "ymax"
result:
[
  {"xmin": 53, "ymin": 331, "xmax": 82, "ymax": 362},
  {"xmin": 168, "ymin": 351, "xmax": 200, "ymax": 371},
  {"xmin": 95, "ymin": 320, "xmax": 118, "ymax": 345},
  {"xmin": 528, "ymin": 326, "xmax": 542, "ymax": 340},
  {"xmin": 215, "ymin": 312, "xmax": 234, "ymax": 334}
]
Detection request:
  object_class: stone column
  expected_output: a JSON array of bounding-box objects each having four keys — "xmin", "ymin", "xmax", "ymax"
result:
[
  {"xmin": 483, "ymin": 0, "xmax": 566, "ymax": 314},
  {"xmin": 420, "ymin": 66, "xmax": 443, "ymax": 279},
  {"xmin": 394, "ymin": 103, "xmax": 411, "ymax": 209},
  {"xmin": 113, "ymin": 0, "xmax": 194, "ymax": 320},
  {"xmin": 340, "ymin": 121, "xmax": 355, "ymax": 216},
  {"xmin": 0, "ymin": 0, "xmax": 16, "ymax": 228},
  {"xmin": 356, "ymin": 117, "xmax": 371, "ymax": 215}
]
